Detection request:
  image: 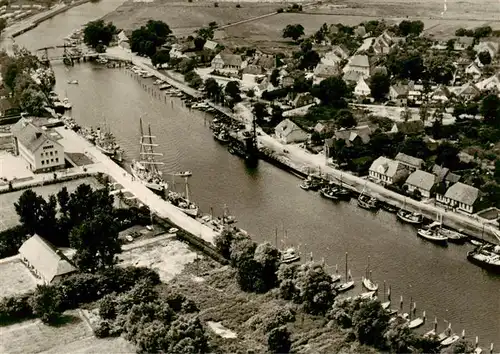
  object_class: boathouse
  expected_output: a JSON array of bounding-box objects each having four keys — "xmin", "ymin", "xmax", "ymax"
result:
[
  {"xmin": 19, "ymin": 234, "xmax": 77, "ymax": 284},
  {"xmin": 11, "ymin": 120, "xmax": 65, "ymax": 173}
]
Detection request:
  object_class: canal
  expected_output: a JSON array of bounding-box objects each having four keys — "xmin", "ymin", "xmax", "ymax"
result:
[{"xmin": 13, "ymin": 1, "xmax": 500, "ymax": 344}]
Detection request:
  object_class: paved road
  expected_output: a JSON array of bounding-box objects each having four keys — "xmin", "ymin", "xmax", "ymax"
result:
[{"xmin": 55, "ymin": 127, "xmax": 218, "ymax": 245}]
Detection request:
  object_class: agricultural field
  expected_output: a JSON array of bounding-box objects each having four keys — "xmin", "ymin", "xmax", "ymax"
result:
[
  {"xmin": 0, "ymin": 177, "xmax": 101, "ymax": 232},
  {"xmin": 102, "ymin": 0, "xmax": 282, "ymax": 37},
  {"xmin": 0, "ymin": 260, "xmax": 37, "ymax": 297},
  {"xmin": 0, "ymin": 310, "xmax": 135, "ymax": 354}
]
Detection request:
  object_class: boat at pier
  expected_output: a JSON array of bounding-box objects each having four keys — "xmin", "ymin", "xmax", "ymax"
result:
[
  {"xmin": 337, "ymin": 253, "xmax": 355, "ymax": 293},
  {"xmin": 167, "ymin": 191, "xmax": 199, "ymax": 217},
  {"xmin": 67, "ymin": 79, "xmax": 78, "ymax": 84},
  {"xmin": 381, "ymin": 203, "xmax": 398, "ymax": 213},
  {"xmin": 320, "ymin": 187, "xmax": 339, "ymax": 200},
  {"xmin": 358, "ymin": 194, "xmax": 378, "ymax": 210},
  {"xmin": 299, "ymin": 174, "xmax": 322, "ymax": 191},
  {"xmin": 417, "ymin": 222, "xmax": 448, "ymax": 245},
  {"xmin": 330, "ymin": 264, "xmax": 342, "ymax": 282},
  {"xmin": 362, "ymin": 276, "xmax": 378, "ymax": 292},
  {"xmin": 213, "ymin": 129, "xmax": 230, "ymax": 143},
  {"xmin": 173, "ymin": 171, "xmax": 192, "ymax": 177},
  {"xmin": 95, "ymin": 128, "xmax": 119, "ymax": 156},
  {"xmin": 131, "ymin": 118, "xmax": 167, "ymax": 192},
  {"xmin": 397, "ymin": 210, "xmax": 423, "ymax": 224},
  {"xmin": 440, "ymin": 227, "xmax": 468, "ymax": 244},
  {"xmin": 408, "ymin": 309, "xmax": 425, "ymax": 329},
  {"xmin": 467, "ymin": 246, "xmax": 500, "ymax": 272}
]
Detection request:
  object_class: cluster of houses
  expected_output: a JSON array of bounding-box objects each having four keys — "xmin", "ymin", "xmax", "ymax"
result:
[
  {"xmin": 0, "ymin": 4, "xmax": 44, "ymax": 22},
  {"xmin": 368, "ymin": 153, "xmax": 480, "ymax": 214}
]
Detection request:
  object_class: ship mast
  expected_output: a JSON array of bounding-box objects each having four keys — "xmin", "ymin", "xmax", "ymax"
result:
[{"xmin": 139, "ymin": 121, "xmax": 164, "ymax": 173}]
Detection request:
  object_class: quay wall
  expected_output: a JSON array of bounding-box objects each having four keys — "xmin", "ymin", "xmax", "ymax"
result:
[{"xmin": 0, "ymin": 171, "xmax": 95, "ymax": 194}]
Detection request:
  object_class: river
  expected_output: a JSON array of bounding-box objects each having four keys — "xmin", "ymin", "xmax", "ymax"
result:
[{"xmin": 12, "ymin": 1, "xmax": 500, "ymax": 344}]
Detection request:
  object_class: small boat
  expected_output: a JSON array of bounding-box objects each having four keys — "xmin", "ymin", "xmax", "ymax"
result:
[
  {"xmin": 362, "ymin": 276, "xmax": 378, "ymax": 292},
  {"xmin": 320, "ymin": 187, "xmax": 339, "ymax": 200},
  {"xmin": 213, "ymin": 130, "xmax": 230, "ymax": 143},
  {"xmin": 67, "ymin": 79, "xmax": 78, "ymax": 84},
  {"xmin": 330, "ymin": 264, "xmax": 341, "ymax": 283},
  {"xmin": 397, "ymin": 210, "xmax": 423, "ymax": 225},
  {"xmin": 358, "ymin": 194, "xmax": 378, "ymax": 210},
  {"xmin": 280, "ymin": 247, "xmax": 300, "ymax": 264},
  {"xmin": 441, "ymin": 227, "xmax": 468, "ymax": 244},
  {"xmin": 299, "ymin": 180, "xmax": 311, "ymax": 190},
  {"xmin": 417, "ymin": 222, "xmax": 448, "ymax": 245},
  {"xmin": 358, "ymin": 291, "xmax": 376, "ymax": 299},
  {"xmin": 381, "ymin": 203, "xmax": 398, "ymax": 213},
  {"xmin": 381, "ymin": 301, "xmax": 391, "ymax": 310},
  {"xmin": 467, "ymin": 247, "xmax": 500, "ymax": 272},
  {"xmin": 470, "ymin": 239, "xmax": 483, "ymax": 247},
  {"xmin": 154, "ymin": 79, "xmax": 163, "ymax": 85},
  {"xmin": 167, "ymin": 191, "xmax": 199, "ymax": 217},
  {"xmin": 408, "ymin": 315, "xmax": 425, "ymax": 329},
  {"xmin": 174, "ymin": 171, "xmax": 192, "ymax": 177},
  {"xmin": 337, "ymin": 279, "xmax": 355, "ymax": 292},
  {"xmin": 159, "ymin": 83, "xmax": 170, "ymax": 90},
  {"xmin": 441, "ymin": 334, "xmax": 460, "ymax": 347}
]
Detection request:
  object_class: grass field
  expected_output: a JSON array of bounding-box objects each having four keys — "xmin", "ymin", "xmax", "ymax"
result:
[
  {"xmin": 0, "ymin": 310, "xmax": 135, "ymax": 354},
  {"xmin": 102, "ymin": 0, "xmax": 282, "ymax": 36},
  {"xmin": 0, "ymin": 260, "xmax": 37, "ymax": 298},
  {"xmin": 0, "ymin": 177, "xmax": 101, "ymax": 232}
]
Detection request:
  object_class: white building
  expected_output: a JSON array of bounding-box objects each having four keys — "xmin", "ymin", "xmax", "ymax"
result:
[
  {"xmin": 369, "ymin": 156, "xmax": 408, "ymax": 185},
  {"xmin": 342, "ymin": 55, "xmax": 370, "ymax": 78},
  {"xmin": 437, "ymin": 182, "xmax": 480, "ymax": 214},
  {"xmin": 11, "ymin": 121, "xmax": 65, "ymax": 173},
  {"xmin": 354, "ymin": 77, "xmax": 371, "ymax": 97},
  {"xmin": 274, "ymin": 119, "xmax": 308, "ymax": 144}
]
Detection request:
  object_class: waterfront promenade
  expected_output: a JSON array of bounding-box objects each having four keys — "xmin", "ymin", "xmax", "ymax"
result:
[{"xmin": 55, "ymin": 127, "xmax": 218, "ymax": 244}]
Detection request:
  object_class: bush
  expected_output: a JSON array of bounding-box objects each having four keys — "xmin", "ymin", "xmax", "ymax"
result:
[
  {"xmin": 0, "ymin": 294, "xmax": 34, "ymax": 323},
  {"xmin": 0, "ymin": 225, "xmax": 29, "ymax": 259},
  {"xmin": 29, "ymin": 284, "xmax": 62, "ymax": 324},
  {"xmin": 95, "ymin": 320, "xmax": 113, "ymax": 338},
  {"xmin": 267, "ymin": 326, "xmax": 292, "ymax": 353}
]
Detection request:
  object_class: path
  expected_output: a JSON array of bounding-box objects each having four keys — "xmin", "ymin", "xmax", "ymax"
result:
[{"xmin": 55, "ymin": 127, "xmax": 218, "ymax": 245}]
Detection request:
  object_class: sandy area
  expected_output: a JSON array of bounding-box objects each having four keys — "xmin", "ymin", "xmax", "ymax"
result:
[{"xmin": 119, "ymin": 237, "xmax": 200, "ymax": 282}]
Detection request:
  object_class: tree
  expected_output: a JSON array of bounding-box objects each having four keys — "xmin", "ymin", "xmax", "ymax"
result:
[
  {"xmin": 435, "ymin": 142, "xmax": 460, "ymax": 170},
  {"xmin": 267, "ymin": 326, "xmax": 291, "ymax": 353},
  {"xmin": 271, "ymin": 105, "xmax": 284, "ymax": 125},
  {"xmin": 193, "ymin": 37, "xmax": 206, "ymax": 51},
  {"xmin": 478, "ymin": 51, "xmax": 492, "ymax": 65},
  {"xmin": 369, "ymin": 72, "xmax": 390, "ymax": 102},
  {"xmin": 299, "ymin": 50, "xmax": 320, "ymax": 70},
  {"xmin": 312, "ymin": 76, "xmax": 350, "ymax": 107},
  {"xmin": 270, "ymin": 68, "xmax": 280, "ymax": 87},
  {"xmin": 225, "ymin": 80, "xmax": 241, "ymax": 101},
  {"xmin": 196, "ymin": 26, "xmax": 214, "ymax": 40},
  {"xmin": 293, "ymin": 262, "xmax": 335, "ymax": 315},
  {"xmin": 398, "ymin": 20, "xmax": 424, "ymax": 36},
  {"xmin": 18, "ymin": 88, "xmax": 47, "ymax": 116},
  {"xmin": 0, "ymin": 18, "xmax": 6, "ymax": 34},
  {"xmin": 30, "ymin": 284, "xmax": 62, "ymax": 324},
  {"xmin": 214, "ymin": 229, "xmax": 236, "ymax": 259},
  {"xmin": 14, "ymin": 189, "xmax": 45, "ymax": 235},
  {"xmin": 83, "ymin": 20, "xmax": 116, "ymax": 48},
  {"xmin": 166, "ymin": 316, "xmax": 209, "ymax": 353},
  {"xmin": 204, "ymin": 78, "xmax": 220, "ymax": 100},
  {"xmin": 282, "ymin": 24, "xmax": 304, "ymax": 42},
  {"xmin": 384, "ymin": 321, "xmax": 416, "ymax": 352},
  {"xmin": 253, "ymin": 102, "xmax": 268, "ymax": 123},
  {"xmin": 253, "ymin": 242, "xmax": 280, "ymax": 291},
  {"xmin": 151, "ymin": 50, "xmax": 170, "ymax": 68},
  {"xmin": 352, "ymin": 299, "xmax": 390, "ymax": 347},
  {"xmin": 473, "ymin": 26, "xmax": 492, "ymax": 39},
  {"xmin": 146, "ymin": 20, "xmax": 171, "ymax": 39},
  {"xmin": 37, "ymin": 195, "xmax": 59, "ymax": 244},
  {"xmin": 184, "ymin": 70, "xmax": 202, "ymax": 89},
  {"xmin": 480, "ymin": 94, "xmax": 500, "ymax": 124},
  {"xmin": 336, "ymin": 109, "xmax": 356, "ymax": 128},
  {"xmin": 130, "ymin": 21, "xmax": 171, "ymax": 58},
  {"xmin": 69, "ymin": 212, "xmax": 120, "ymax": 273}
]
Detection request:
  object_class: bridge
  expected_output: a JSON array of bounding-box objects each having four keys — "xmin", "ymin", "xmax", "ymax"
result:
[{"xmin": 34, "ymin": 44, "xmax": 100, "ymax": 65}]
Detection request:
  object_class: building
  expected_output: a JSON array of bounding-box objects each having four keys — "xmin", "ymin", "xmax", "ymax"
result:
[
  {"xmin": 274, "ymin": 119, "xmax": 309, "ymax": 144},
  {"xmin": 314, "ymin": 63, "xmax": 340, "ymax": 83},
  {"xmin": 369, "ymin": 156, "xmax": 409, "ymax": 185},
  {"xmin": 354, "ymin": 77, "xmax": 371, "ymax": 97},
  {"xmin": 203, "ymin": 40, "xmax": 218, "ymax": 51},
  {"xmin": 454, "ymin": 36, "xmax": 474, "ymax": 50},
  {"xmin": 11, "ymin": 121, "xmax": 65, "ymax": 173},
  {"xmin": 395, "ymin": 152, "xmax": 424, "ymax": 172},
  {"xmin": 389, "ymin": 120, "xmax": 425, "ymax": 135},
  {"xmin": 211, "ymin": 53, "xmax": 243, "ymax": 71},
  {"xmin": 333, "ymin": 125, "xmax": 372, "ymax": 146},
  {"xmin": 291, "ymin": 92, "xmax": 315, "ymax": 108},
  {"xmin": 405, "ymin": 170, "xmax": 436, "ymax": 198},
  {"xmin": 342, "ymin": 55, "xmax": 370, "ymax": 78},
  {"xmin": 389, "ymin": 84, "xmax": 409, "ymax": 105},
  {"xmin": 474, "ymin": 41, "xmax": 499, "ymax": 59},
  {"xmin": 431, "ymin": 85, "xmax": 452, "ymax": 103},
  {"xmin": 465, "ymin": 62, "xmax": 482, "ymax": 79},
  {"xmin": 476, "ymin": 74, "xmax": 500, "ymax": 92},
  {"xmin": 437, "ymin": 182, "xmax": 481, "ymax": 214},
  {"xmin": 117, "ymin": 30, "xmax": 130, "ymax": 50},
  {"xmin": 343, "ymin": 70, "xmax": 364, "ymax": 86},
  {"xmin": 19, "ymin": 234, "xmax": 77, "ymax": 284},
  {"xmin": 456, "ymin": 82, "xmax": 480, "ymax": 100}
]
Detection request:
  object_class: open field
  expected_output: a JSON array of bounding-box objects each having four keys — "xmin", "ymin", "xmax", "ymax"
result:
[
  {"xmin": 102, "ymin": 0, "xmax": 282, "ymax": 37},
  {"xmin": 0, "ymin": 310, "xmax": 135, "ymax": 354},
  {"xmin": 0, "ymin": 177, "xmax": 101, "ymax": 232},
  {"xmin": 166, "ymin": 258, "xmax": 378, "ymax": 354},
  {"xmin": 0, "ymin": 260, "xmax": 37, "ymax": 298}
]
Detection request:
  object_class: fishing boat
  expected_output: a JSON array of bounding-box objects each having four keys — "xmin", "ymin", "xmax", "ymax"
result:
[
  {"xmin": 281, "ymin": 247, "xmax": 300, "ymax": 264},
  {"xmin": 174, "ymin": 171, "xmax": 192, "ymax": 177},
  {"xmin": 440, "ymin": 227, "xmax": 468, "ymax": 244},
  {"xmin": 67, "ymin": 79, "xmax": 78, "ymax": 84},
  {"xmin": 299, "ymin": 175, "xmax": 322, "ymax": 191},
  {"xmin": 167, "ymin": 175, "xmax": 199, "ymax": 217},
  {"xmin": 441, "ymin": 334, "xmax": 460, "ymax": 347},
  {"xmin": 333, "ymin": 173, "xmax": 352, "ymax": 200},
  {"xmin": 358, "ymin": 194, "xmax": 378, "ymax": 210},
  {"xmin": 62, "ymin": 97, "xmax": 72, "ymax": 110},
  {"xmin": 95, "ymin": 127, "xmax": 119, "ymax": 156},
  {"xmin": 467, "ymin": 247, "xmax": 500, "ymax": 272},
  {"xmin": 397, "ymin": 210, "xmax": 423, "ymax": 224},
  {"xmin": 417, "ymin": 222, "xmax": 448, "ymax": 245},
  {"xmin": 213, "ymin": 129, "xmax": 230, "ymax": 143},
  {"xmin": 320, "ymin": 187, "xmax": 339, "ymax": 200},
  {"xmin": 131, "ymin": 118, "xmax": 167, "ymax": 192}
]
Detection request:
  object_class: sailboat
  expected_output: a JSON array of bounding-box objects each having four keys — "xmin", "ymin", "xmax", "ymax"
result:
[
  {"xmin": 62, "ymin": 91, "xmax": 72, "ymax": 110},
  {"xmin": 417, "ymin": 221, "xmax": 448, "ymax": 245},
  {"xmin": 337, "ymin": 252, "xmax": 355, "ymax": 292},
  {"xmin": 357, "ymin": 183, "xmax": 378, "ymax": 210},
  {"xmin": 381, "ymin": 282, "xmax": 391, "ymax": 310},
  {"xmin": 408, "ymin": 308, "xmax": 425, "ymax": 329},
  {"xmin": 362, "ymin": 270, "xmax": 378, "ymax": 292},
  {"xmin": 131, "ymin": 118, "xmax": 167, "ymax": 192},
  {"xmin": 279, "ymin": 229, "xmax": 300, "ymax": 264},
  {"xmin": 167, "ymin": 176, "xmax": 199, "ymax": 217},
  {"xmin": 334, "ymin": 172, "xmax": 352, "ymax": 200},
  {"xmin": 331, "ymin": 264, "xmax": 341, "ymax": 283}
]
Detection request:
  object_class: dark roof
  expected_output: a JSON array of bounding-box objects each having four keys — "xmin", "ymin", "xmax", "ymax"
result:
[
  {"xmin": 446, "ymin": 172, "xmax": 461, "ymax": 184},
  {"xmin": 11, "ymin": 121, "xmax": 57, "ymax": 153},
  {"xmin": 19, "ymin": 234, "xmax": 77, "ymax": 283},
  {"xmin": 432, "ymin": 164, "xmax": 450, "ymax": 182},
  {"xmin": 395, "ymin": 152, "xmax": 424, "ymax": 168},
  {"xmin": 444, "ymin": 182, "xmax": 479, "ymax": 205},
  {"xmin": 220, "ymin": 53, "xmax": 242, "ymax": 67},
  {"xmin": 394, "ymin": 120, "xmax": 425, "ymax": 135},
  {"xmin": 405, "ymin": 170, "xmax": 436, "ymax": 191},
  {"xmin": 334, "ymin": 125, "xmax": 372, "ymax": 145}
]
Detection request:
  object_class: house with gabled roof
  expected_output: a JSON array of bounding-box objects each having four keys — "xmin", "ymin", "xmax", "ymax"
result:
[
  {"xmin": 465, "ymin": 62, "xmax": 482, "ymax": 79},
  {"xmin": 203, "ymin": 40, "xmax": 219, "ymax": 51},
  {"xmin": 454, "ymin": 36, "xmax": 474, "ymax": 51},
  {"xmin": 330, "ymin": 45, "xmax": 350, "ymax": 60},
  {"xmin": 19, "ymin": 234, "xmax": 77, "ymax": 284},
  {"xmin": 354, "ymin": 77, "xmax": 371, "ymax": 97},
  {"xmin": 389, "ymin": 84, "xmax": 409, "ymax": 106},
  {"xmin": 11, "ymin": 120, "xmax": 65, "ymax": 173},
  {"xmin": 321, "ymin": 51, "xmax": 342, "ymax": 67},
  {"xmin": 369, "ymin": 156, "xmax": 409, "ymax": 185},
  {"xmin": 343, "ymin": 70, "xmax": 364, "ymax": 85},
  {"xmin": 342, "ymin": 55, "xmax": 370, "ymax": 78},
  {"xmin": 476, "ymin": 74, "xmax": 500, "ymax": 92},
  {"xmin": 437, "ymin": 182, "xmax": 481, "ymax": 214},
  {"xmin": 405, "ymin": 170, "xmax": 436, "ymax": 198},
  {"xmin": 431, "ymin": 85, "xmax": 452, "ymax": 103},
  {"xmin": 456, "ymin": 82, "xmax": 480, "ymax": 100},
  {"xmin": 395, "ymin": 152, "xmax": 424, "ymax": 172},
  {"xmin": 211, "ymin": 53, "xmax": 243, "ymax": 71},
  {"xmin": 314, "ymin": 63, "xmax": 340, "ymax": 83},
  {"xmin": 275, "ymin": 119, "xmax": 309, "ymax": 144}
]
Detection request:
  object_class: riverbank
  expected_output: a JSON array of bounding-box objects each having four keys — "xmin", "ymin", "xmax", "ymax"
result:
[{"xmin": 105, "ymin": 46, "xmax": 500, "ymax": 245}]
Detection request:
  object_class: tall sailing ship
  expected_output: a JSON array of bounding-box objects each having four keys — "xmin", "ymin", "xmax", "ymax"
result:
[{"xmin": 131, "ymin": 118, "xmax": 168, "ymax": 192}]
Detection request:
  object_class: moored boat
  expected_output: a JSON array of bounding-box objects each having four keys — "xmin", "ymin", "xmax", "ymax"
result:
[
  {"xmin": 337, "ymin": 279, "xmax": 354, "ymax": 293},
  {"xmin": 320, "ymin": 187, "xmax": 339, "ymax": 200},
  {"xmin": 441, "ymin": 334, "xmax": 460, "ymax": 347},
  {"xmin": 67, "ymin": 79, "xmax": 78, "ymax": 84},
  {"xmin": 167, "ymin": 191, "xmax": 199, "ymax": 217},
  {"xmin": 408, "ymin": 311, "xmax": 425, "ymax": 329},
  {"xmin": 467, "ymin": 247, "xmax": 500, "ymax": 272},
  {"xmin": 362, "ymin": 276, "xmax": 378, "ymax": 292},
  {"xmin": 397, "ymin": 210, "xmax": 423, "ymax": 224},
  {"xmin": 417, "ymin": 222, "xmax": 448, "ymax": 245},
  {"xmin": 174, "ymin": 171, "xmax": 192, "ymax": 177},
  {"xmin": 381, "ymin": 203, "xmax": 398, "ymax": 213},
  {"xmin": 358, "ymin": 194, "xmax": 378, "ymax": 210},
  {"xmin": 440, "ymin": 227, "xmax": 468, "ymax": 244},
  {"xmin": 280, "ymin": 247, "xmax": 300, "ymax": 264},
  {"xmin": 213, "ymin": 129, "xmax": 230, "ymax": 143}
]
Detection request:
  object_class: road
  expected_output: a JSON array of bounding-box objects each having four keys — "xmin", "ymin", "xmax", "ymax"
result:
[{"xmin": 55, "ymin": 127, "xmax": 218, "ymax": 245}]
